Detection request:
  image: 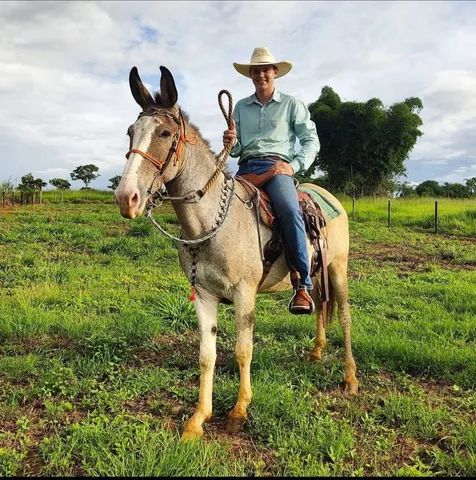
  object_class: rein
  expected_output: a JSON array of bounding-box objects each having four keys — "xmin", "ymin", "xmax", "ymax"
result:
[{"xmin": 137, "ymin": 90, "xmax": 237, "ymax": 245}]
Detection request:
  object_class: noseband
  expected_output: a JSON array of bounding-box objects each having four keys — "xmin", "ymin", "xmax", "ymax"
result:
[{"xmin": 125, "ymin": 107, "xmax": 197, "ymax": 180}]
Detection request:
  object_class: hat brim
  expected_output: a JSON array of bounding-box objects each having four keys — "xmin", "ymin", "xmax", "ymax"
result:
[{"xmin": 233, "ymin": 61, "xmax": 292, "ymax": 79}]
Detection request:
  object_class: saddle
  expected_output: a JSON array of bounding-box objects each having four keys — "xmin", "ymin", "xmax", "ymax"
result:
[{"xmin": 235, "ymin": 173, "xmax": 330, "ymax": 305}]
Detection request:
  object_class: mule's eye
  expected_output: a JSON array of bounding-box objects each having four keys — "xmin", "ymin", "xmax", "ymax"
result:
[{"xmin": 160, "ymin": 130, "xmax": 172, "ymax": 138}]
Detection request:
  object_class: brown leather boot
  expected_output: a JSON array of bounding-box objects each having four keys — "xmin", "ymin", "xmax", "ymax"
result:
[{"xmin": 288, "ymin": 287, "xmax": 315, "ymax": 315}]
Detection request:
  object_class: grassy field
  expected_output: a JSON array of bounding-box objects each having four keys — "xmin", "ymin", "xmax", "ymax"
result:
[{"xmin": 0, "ymin": 196, "xmax": 475, "ymax": 476}]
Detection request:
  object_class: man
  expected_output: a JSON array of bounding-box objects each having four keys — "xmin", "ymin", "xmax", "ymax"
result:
[{"xmin": 223, "ymin": 47, "xmax": 320, "ymax": 314}]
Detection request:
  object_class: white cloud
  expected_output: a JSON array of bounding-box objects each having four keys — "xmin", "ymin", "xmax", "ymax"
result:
[{"xmin": 1, "ymin": 0, "xmax": 476, "ymax": 188}]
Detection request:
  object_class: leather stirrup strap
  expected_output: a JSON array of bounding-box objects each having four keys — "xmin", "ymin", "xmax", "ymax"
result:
[{"xmin": 258, "ymin": 225, "xmax": 282, "ymax": 289}]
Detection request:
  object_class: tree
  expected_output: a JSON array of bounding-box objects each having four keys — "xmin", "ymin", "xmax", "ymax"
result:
[
  {"xmin": 49, "ymin": 178, "xmax": 71, "ymax": 190},
  {"xmin": 464, "ymin": 177, "xmax": 476, "ymax": 196},
  {"xmin": 70, "ymin": 164, "xmax": 100, "ymax": 189},
  {"xmin": 415, "ymin": 180, "xmax": 442, "ymax": 197},
  {"xmin": 108, "ymin": 175, "xmax": 122, "ymax": 191},
  {"xmin": 440, "ymin": 182, "xmax": 471, "ymax": 198},
  {"xmin": 17, "ymin": 173, "xmax": 47, "ymax": 192},
  {"xmin": 308, "ymin": 87, "xmax": 423, "ymax": 196},
  {"xmin": 49, "ymin": 178, "xmax": 71, "ymax": 203}
]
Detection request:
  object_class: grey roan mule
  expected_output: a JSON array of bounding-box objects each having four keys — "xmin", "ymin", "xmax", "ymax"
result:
[{"xmin": 115, "ymin": 66, "xmax": 358, "ymax": 440}]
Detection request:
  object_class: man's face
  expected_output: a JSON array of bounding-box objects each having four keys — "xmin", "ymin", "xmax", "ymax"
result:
[{"xmin": 250, "ymin": 64, "xmax": 277, "ymax": 90}]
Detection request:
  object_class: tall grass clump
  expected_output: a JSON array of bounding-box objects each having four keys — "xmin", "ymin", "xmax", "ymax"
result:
[{"xmin": 42, "ymin": 189, "xmax": 115, "ymax": 204}]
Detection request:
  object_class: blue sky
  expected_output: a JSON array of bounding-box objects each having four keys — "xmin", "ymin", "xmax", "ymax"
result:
[{"xmin": 1, "ymin": 1, "xmax": 475, "ymax": 190}]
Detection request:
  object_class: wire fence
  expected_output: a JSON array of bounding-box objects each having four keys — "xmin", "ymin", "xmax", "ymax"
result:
[
  {"xmin": 1, "ymin": 190, "xmax": 475, "ymax": 237},
  {"xmin": 1, "ymin": 190, "xmax": 42, "ymax": 207},
  {"xmin": 343, "ymin": 196, "xmax": 475, "ymax": 237}
]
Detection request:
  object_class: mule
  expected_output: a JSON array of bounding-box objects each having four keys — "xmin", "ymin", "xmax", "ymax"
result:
[{"xmin": 115, "ymin": 66, "xmax": 358, "ymax": 440}]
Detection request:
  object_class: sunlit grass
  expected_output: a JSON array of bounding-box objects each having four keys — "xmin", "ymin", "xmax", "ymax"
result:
[
  {"xmin": 340, "ymin": 196, "xmax": 476, "ymax": 236},
  {"xmin": 0, "ymin": 198, "xmax": 474, "ymax": 476}
]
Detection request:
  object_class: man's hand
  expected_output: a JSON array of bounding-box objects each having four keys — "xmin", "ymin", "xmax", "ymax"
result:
[
  {"xmin": 223, "ymin": 118, "xmax": 237, "ymax": 148},
  {"xmin": 273, "ymin": 160, "xmax": 294, "ymax": 176}
]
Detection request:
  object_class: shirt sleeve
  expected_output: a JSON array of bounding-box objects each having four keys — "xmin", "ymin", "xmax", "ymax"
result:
[
  {"xmin": 289, "ymin": 98, "xmax": 320, "ymax": 174},
  {"xmin": 229, "ymin": 106, "xmax": 242, "ymax": 158}
]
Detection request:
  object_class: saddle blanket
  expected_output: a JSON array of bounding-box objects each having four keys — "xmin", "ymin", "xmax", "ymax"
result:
[{"xmin": 297, "ymin": 185, "xmax": 341, "ymax": 221}]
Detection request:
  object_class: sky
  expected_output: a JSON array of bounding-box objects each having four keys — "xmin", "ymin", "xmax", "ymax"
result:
[{"xmin": 1, "ymin": 0, "xmax": 475, "ymax": 190}]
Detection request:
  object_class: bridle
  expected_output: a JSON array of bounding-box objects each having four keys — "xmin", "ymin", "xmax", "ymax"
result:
[
  {"xmin": 123, "ymin": 91, "xmax": 243, "ymax": 245},
  {"xmin": 125, "ymin": 107, "xmax": 197, "ymax": 185}
]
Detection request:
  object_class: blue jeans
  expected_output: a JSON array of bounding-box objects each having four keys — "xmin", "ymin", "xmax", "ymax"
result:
[{"xmin": 236, "ymin": 158, "xmax": 313, "ymax": 290}]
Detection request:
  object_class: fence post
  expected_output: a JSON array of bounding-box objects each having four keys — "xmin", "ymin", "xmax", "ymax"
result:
[
  {"xmin": 434, "ymin": 200, "xmax": 438, "ymax": 234},
  {"xmin": 387, "ymin": 199, "xmax": 391, "ymax": 228}
]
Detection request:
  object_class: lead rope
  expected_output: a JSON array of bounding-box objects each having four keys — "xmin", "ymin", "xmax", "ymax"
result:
[
  {"xmin": 199, "ymin": 90, "xmax": 234, "ymax": 195},
  {"xmin": 187, "ymin": 90, "xmax": 234, "ymax": 301}
]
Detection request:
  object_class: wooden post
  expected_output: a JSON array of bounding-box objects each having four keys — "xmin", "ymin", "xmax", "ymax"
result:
[
  {"xmin": 387, "ymin": 199, "xmax": 391, "ymax": 228},
  {"xmin": 434, "ymin": 200, "xmax": 438, "ymax": 234}
]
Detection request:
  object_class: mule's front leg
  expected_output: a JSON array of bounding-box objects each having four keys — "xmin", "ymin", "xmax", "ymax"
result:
[
  {"xmin": 227, "ymin": 290, "xmax": 255, "ymax": 433},
  {"xmin": 181, "ymin": 294, "xmax": 219, "ymax": 441}
]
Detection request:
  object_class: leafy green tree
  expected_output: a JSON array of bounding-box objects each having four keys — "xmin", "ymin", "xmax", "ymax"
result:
[
  {"xmin": 464, "ymin": 177, "xmax": 476, "ymax": 196},
  {"xmin": 49, "ymin": 178, "xmax": 71, "ymax": 203},
  {"xmin": 308, "ymin": 87, "xmax": 423, "ymax": 196},
  {"xmin": 70, "ymin": 164, "xmax": 100, "ymax": 189},
  {"xmin": 17, "ymin": 173, "xmax": 47, "ymax": 192},
  {"xmin": 440, "ymin": 182, "xmax": 471, "ymax": 198},
  {"xmin": 49, "ymin": 178, "xmax": 71, "ymax": 190},
  {"xmin": 108, "ymin": 175, "xmax": 122, "ymax": 191},
  {"xmin": 415, "ymin": 180, "xmax": 442, "ymax": 197}
]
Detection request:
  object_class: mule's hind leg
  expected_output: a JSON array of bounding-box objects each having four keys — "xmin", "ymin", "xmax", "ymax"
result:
[
  {"xmin": 227, "ymin": 285, "xmax": 255, "ymax": 433},
  {"xmin": 329, "ymin": 259, "xmax": 359, "ymax": 395},
  {"xmin": 182, "ymin": 293, "xmax": 219, "ymax": 441}
]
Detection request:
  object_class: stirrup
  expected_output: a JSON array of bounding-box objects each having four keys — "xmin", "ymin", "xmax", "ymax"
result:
[{"xmin": 288, "ymin": 287, "xmax": 315, "ymax": 315}]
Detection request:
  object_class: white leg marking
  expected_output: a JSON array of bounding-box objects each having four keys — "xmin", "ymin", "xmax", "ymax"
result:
[{"xmin": 182, "ymin": 293, "xmax": 219, "ymax": 439}]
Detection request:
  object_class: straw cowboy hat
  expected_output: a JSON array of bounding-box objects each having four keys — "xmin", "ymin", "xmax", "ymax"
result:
[{"xmin": 233, "ymin": 47, "xmax": 293, "ymax": 79}]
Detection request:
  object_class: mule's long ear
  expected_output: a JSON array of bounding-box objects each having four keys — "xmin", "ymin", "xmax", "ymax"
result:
[
  {"xmin": 159, "ymin": 66, "xmax": 178, "ymax": 108},
  {"xmin": 129, "ymin": 67, "xmax": 155, "ymax": 109}
]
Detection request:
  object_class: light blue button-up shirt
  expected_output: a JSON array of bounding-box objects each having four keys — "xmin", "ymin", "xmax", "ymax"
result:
[{"xmin": 230, "ymin": 90, "xmax": 320, "ymax": 174}]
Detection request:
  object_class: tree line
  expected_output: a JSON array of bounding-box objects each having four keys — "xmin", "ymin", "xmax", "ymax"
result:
[{"xmin": 1, "ymin": 166, "xmax": 122, "ymax": 194}]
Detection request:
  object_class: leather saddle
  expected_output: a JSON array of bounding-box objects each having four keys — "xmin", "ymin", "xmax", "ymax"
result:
[{"xmin": 235, "ymin": 172, "xmax": 330, "ymax": 304}]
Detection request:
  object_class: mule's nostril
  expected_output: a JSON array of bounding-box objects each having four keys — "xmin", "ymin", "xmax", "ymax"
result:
[{"xmin": 130, "ymin": 192, "xmax": 140, "ymax": 207}]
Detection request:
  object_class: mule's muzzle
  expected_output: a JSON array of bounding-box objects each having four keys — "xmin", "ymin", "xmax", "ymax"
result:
[{"xmin": 115, "ymin": 187, "xmax": 143, "ymax": 219}]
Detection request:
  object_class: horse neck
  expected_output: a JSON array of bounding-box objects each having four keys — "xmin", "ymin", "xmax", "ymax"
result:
[{"xmin": 165, "ymin": 128, "xmax": 226, "ymax": 239}]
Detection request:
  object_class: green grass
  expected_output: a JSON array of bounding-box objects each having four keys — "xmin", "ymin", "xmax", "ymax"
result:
[
  {"xmin": 341, "ymin": 196, "xmax": 476, "ymax": 236},
  {"xmin": 41, "ymin": 189, "xmax": 115, "ymax": 204},
  {"xmin": 0, "ymin": 198, "xmax": 475, "ymax": 476}
]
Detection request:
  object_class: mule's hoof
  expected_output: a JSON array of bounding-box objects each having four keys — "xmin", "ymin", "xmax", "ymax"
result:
[
  {"xmin": 343, "ymin": 380, "xmax": 359, "ymax": 395},
  {"xmin": 307, "ymin": 350, "xmax": 323, "ymax": 362},
  {"xmin": 181, "ymin": 423, "xmax": 204, "ymax": 442},
  {"xmin": 227, "ymin": 415, "xmax": 246, "ymax": 433}
]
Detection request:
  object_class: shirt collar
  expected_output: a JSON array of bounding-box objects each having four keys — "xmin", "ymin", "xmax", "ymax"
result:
[{"xmin": 246, "ymin": 89, "xmax": 282, "ymax": 105}]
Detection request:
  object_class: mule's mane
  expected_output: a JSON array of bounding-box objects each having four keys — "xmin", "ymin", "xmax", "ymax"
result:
[{"xmin": 153, "ymin": 92, "xmax": 232, "ymax": 176}]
